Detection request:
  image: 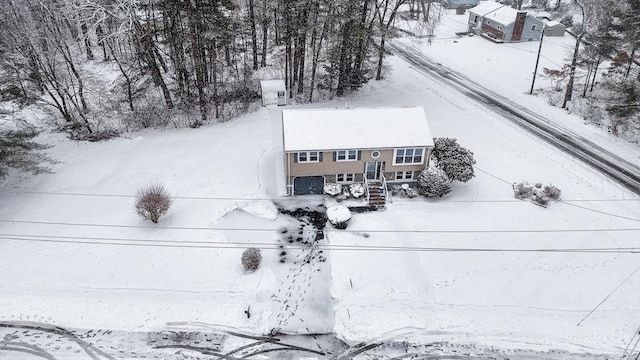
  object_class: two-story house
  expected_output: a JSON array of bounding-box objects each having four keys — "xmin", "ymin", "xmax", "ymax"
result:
[
  {"xmin": 468, "ymin": 1, "xmax": 543, "ymax": 42},
  {"xmin": 282, "ymin": 106, "xmax": 434, "ymax": 204}
]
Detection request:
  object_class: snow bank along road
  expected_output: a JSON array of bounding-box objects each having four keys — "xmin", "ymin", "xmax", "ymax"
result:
[{"xmin": 389, "ymin": 42, "xmax": 640, "ymax": 196}]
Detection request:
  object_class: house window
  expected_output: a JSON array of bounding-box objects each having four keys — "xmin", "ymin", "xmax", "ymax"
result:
[
  {"xmin": 472, "ymin": 15, "xmax": 479, "ymax": 23},
  {"xmin": 297, "ymin": 151, "xmax": 319, "ymax": 163},
  {"xmin": 496, "ymin": 24, "xmax": 503, "ymax": 30},
  {"xmin": 394, "ymin": 148, "xmax": 424, "ymax": 165},
  {"xmin": 371, "ymin": 150, "xmax": 380, "ymax": 159},
  {"xmin": 336, "ymin": 150, "xmax": 358, "ymax": 161},
  {"xmin": 336, "ymin": 173, "xmax": 355, "ymax": 183},
  {"xmin": 277, "ymin": 91, "xmax": 285, "ymax": 97},
  {"xmin": 531, "ymin": 25, "xmax": 537, "ymax": 31},
  {"xmin": 395, "ymin": 171, "xmax": 414, "ymax": 180}
]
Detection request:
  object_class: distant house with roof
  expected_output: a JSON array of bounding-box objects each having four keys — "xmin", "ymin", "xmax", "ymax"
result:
[
  {"xmin": 282, "ymin": 106, "xmax": 434, "ymax": 205},
  {"xmin": 467, "ymin": 1, "xmax": 543, "ymax": 42},
  {"xmin": 542, "ymin": 20, "xmax": 566, "ymax": 37}
]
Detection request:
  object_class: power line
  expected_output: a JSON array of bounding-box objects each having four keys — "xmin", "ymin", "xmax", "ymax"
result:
[
  {"xmin": 1, "ymin": 234, "xmax": 638, "ymax": 253},
  {"xmin": 577, "ymin": 265, "xmax": 640, "ymax": 326},
  {"xmin": 1, "ymin": 219, "xmax": 638, "ymax": 234},
  {"xmin": 4, "ymin": 189, "xmax": 640, "ymax": 203}
]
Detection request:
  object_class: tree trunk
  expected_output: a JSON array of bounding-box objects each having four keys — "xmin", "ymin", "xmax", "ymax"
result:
[
  {"xmin": 625, "ymin": 48, "xmax": 636, "ymax": 77},
  {"xmin": 107, "ymin": 41, "xmax": 134, "ymax": 112},
  {"xmin": 562, "ymin": 34, "xmax": 582, "ymax": 109},
  {"xmin": 376, "ymin": 29, "xmax": 387, "ymax": 80},
  {"xmin": 248, "ymin": 0, "xmax": 259, "ymax": 70},
  {"xmin": 81, "ymin": 23, "xmax": 94, "ymax": 60},
  {"xmin": 590, "ymin": 56, "xmax": 600, "ymax": 92},
  {"xmin": 186, "ymin": 0, "xmax": 208, "ymax": 125},
  {"xmin": 260, "ymin": 0, "xmax": 268, "ymax": 67}
]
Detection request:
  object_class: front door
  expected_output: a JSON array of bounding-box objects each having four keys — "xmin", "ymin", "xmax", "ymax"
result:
[{"xmin": 365, "ymin": 162, "xmax": 382, "ymax": 180}]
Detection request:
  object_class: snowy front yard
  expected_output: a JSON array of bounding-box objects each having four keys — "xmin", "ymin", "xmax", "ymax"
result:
[{"xmin": 1, "ymin": 29, "xmax": 639, "ymax": 357}]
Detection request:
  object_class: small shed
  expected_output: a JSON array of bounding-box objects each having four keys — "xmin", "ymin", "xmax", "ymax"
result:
[
  {"xmin": 260, "ymin": 80, "xmax": 287, "ymax": 107},
  {"xmin": 543, "ymin": 20, "xmax": 566, "ymax": 37}
]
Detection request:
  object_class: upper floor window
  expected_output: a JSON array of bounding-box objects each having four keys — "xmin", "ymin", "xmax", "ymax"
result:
[
  {"xmin": 335, "ymin": 150, "xmax": 359, "ymax": 161},
  {"xmin": 277, "ymin": 91, "xmax": 285, "ymax": 97},
  {"xmin": 394, "ymin": 148, "xmax": 424, "ymax": 165},
  {"xmin": 296, "ymin": 151, "xmax": 320, "ymax": 163},
  {"xmin": 531, "ymin": 25, "xmax": 537, "ymax": 31}
]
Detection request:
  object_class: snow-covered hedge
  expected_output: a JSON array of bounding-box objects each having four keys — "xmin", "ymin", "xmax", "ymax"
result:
[
  {"xmin": 513, "ymin": 182, "xmax": 562, "ymax": 207},
  {"xmin": 327, "ymin": 205, "xmax": 352, "ymax": 229}
]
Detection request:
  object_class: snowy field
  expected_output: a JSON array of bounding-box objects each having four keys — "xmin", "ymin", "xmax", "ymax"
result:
[{"xmin": 1, "ymin": 9, "xmax": 640, "ymax": 359}]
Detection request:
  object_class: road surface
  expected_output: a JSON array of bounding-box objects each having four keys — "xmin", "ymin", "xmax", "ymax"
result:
[{"xmin": 389, "ymin": 42, "xmax": 640, "ymax": 196}]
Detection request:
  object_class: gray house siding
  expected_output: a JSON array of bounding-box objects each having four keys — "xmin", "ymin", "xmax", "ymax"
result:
[{"xmin": 520, "ymin": 17, "xmax": 543, "ymax": 41}]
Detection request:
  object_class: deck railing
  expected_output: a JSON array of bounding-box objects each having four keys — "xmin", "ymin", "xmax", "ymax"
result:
[
  {"xmin": 363, "ymin": 174, "xmax": 370, "ymax": 203},
  {"xmin": 380, "ymin": 172, "xmax": 392, "ymax": 204}
]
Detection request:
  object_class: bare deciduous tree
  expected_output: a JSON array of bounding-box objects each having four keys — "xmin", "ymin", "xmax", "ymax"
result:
[{"xmin": 135, "ymin": 183, "xmax": 171, "ymax": 223}]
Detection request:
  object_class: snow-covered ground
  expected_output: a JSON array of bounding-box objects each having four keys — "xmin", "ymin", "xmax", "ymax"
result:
[{"xmin": 1, "ymin": 9, "xmax": 639, "ymax": 359}]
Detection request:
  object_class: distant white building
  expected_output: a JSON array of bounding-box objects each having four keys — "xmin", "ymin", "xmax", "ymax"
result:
[{"xmin": 260, "ymin": 80, "xmax": 287, "ymax": 107}]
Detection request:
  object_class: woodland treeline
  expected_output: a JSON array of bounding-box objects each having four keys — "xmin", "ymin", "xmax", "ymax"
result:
[
  {"xmin": 0, "ymin": 0, "xmax": 438, "ymax": 136},
  {"xmin": 546, "ymin": 0, "xmax": 640, "ymax": 138}
]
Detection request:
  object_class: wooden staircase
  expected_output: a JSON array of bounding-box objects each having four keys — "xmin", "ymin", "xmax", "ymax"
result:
[{"xmin": 367, "ymin": 181, "xmax": 386, "ymax": 207}]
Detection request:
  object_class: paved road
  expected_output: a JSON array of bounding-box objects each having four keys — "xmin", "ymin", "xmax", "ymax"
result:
[{"xmin": 389, "ymin": 42, "xmax": 640, "ymax": 196}]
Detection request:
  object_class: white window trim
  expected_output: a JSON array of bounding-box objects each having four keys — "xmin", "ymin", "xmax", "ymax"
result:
[
  {"xmin": 393, "ymin": 148, "xmax": 425, "ymax": 166},
  {"xmin": 336, "ymin": 150, "xmax": 358, "ymax": 162},
  {"xmin": 336, "ymin": 173, "xmax": 355, "ymax": 183},
  {"xmin": 297, "ymin": 151, "xmax": 320, "ymax": 163},
  {"xmin": 395, "ymin": 171, "xmax": 414, "ymax": 181}
]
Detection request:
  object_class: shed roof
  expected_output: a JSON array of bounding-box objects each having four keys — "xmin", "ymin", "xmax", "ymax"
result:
[
  {"xmin": 544, "ymin": 20, "xmax": 565, "ymax": 28},
  {"xmin": 282, "ymin": 106, "xmax": 433, "ymax": 152},
  {"xmin": 469, "ymin": 1, "xmax": 526, "ymax": 26},
  {"xmin": 260, "ymin": 80, "xmax": 286, "ymax": 92}
]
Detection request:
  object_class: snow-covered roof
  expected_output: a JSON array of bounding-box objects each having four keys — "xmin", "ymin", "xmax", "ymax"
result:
[
  {"xmin": 469, "ymin": 1, "xmax": 528, "ymax": 26},
  {"xmin": 282, "ymin": 106, "xmax": 433, "ymax": 152},
  {"xmin": 468, "ymin": 1, "xmax": 506, "ymax": 16},
  {"xmin": 544, "ymin": 20, "xmax": 564, "ymax": 28},
  {"xmin": 260, "ymin": 80, "xmax": 286, "ymax": 92},
  {"xmin": 534, "ymin": 10, "xmax": 552, "ymax": 19}
]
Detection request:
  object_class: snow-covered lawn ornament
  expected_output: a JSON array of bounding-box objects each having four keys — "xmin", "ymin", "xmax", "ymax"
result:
[
  {"xmin": 349, "ymin": 183, "xmax": 365, "ymax": 198},
  {"xmin": 324, "ymin": 183, "xmax": 342, "ymax": 196},
  {"xmin": 513, "ymin": 182, "xmax": 561, "ymax": 207},
  {"xmin": 327, "ymin": 205, "xmax": 352, "ymax": 229}
]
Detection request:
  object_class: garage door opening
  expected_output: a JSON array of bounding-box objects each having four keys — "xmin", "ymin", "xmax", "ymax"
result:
[{"xmin": 293, "ymin": 176, "xmax": 325, "ymax": 195}]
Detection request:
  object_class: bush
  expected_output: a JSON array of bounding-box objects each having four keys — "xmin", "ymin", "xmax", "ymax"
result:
[
  {"xmin": 327, "ymin": 205, "xmax": 352, "ymax": 229},
  {"xmin": 514, "ymin": 182, "xmax": 533, "ymax": 200},
  {"xmin": 241, "ymin": 248, "xmax": 262, "ymax": 272},
  {"xmin": 349, "ymin": 183, "xmax": 365, "ymax": 198},
  {"xmin": 514, "ymin": 182, "xmax": 562, "ymax": 207},
  {"xmin": 324, "ymin": 183, "xmax": 342, "ymax": 196},
  {"xmin": 543, "ymin": 184, "xmax": 562, "ymax": 200},
  {"xmin": 418, "ymin": 167, "xmax": 451, "ymax": 197},
  {"xmin": 431, "ymin": 137, "xmax": 476, "ymax": 183},
  {"xmin": 135, "ymin": 183, "xmax": 171, "ymax": 223}
]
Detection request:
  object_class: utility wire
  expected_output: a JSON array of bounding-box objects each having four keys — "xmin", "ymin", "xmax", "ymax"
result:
[
  {"xmin": 1, "ymin": 219, "xmax": 638, "ymax": 234},
  {"xmin": 1, "ymin": 234, "xmax": 638, "ymax": 253},
  {"xmin": 577, "ymin": 265, "xmax": 640, "ymax": 326},
  {"xmin": 4, "ymin": 189, "xmax": 639, "ymax": 202}
]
